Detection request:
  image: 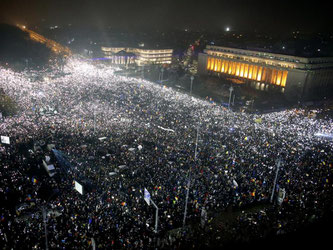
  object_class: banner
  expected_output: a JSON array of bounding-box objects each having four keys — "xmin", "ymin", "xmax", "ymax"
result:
[
  {"xmin": 314, "ymin": 132, "xmax": 333, "ymax": 140},
  {"xmin": 157, "ymin": 125, "xmax": 175, "ymax": 133},
  {"xmin": 74, "ymin": 180, "xmax": 84, "ymax": 195},
  {"xmin": 1, "ymin": 136, "xmax": 10, "ymax": 145}
]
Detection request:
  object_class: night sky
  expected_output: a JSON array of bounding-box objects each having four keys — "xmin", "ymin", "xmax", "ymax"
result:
[{"xmin": 0, "ymin": 0, "xmax": 331, "ymax": 33}]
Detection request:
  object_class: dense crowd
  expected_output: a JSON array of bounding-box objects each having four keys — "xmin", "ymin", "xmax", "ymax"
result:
[{"xmin": 1, "ymin": 57, "xmax": 333, "ymax": 249}]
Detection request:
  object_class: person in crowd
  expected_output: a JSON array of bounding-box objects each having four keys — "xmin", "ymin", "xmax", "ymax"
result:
[{"xmin": 1, "ymin": 57, "xmax": 332, "ymax": 249}]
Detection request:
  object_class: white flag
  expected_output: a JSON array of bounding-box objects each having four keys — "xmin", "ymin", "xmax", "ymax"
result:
[{"xmin": 144, "ymin": 188, "xmax": 151, "ymax": 206}]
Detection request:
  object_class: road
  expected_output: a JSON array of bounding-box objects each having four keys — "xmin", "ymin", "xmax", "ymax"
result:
[{"xmin": 18, "ymin": 25, "xmax": 71, "ymax": 56}]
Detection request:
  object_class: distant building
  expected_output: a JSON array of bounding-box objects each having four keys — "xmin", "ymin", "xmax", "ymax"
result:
[
  {"xmin": 104, "ymin": 49, "xmax": 136, "ymax": 65},
  {"xmin": 198, "ymin": 45, "xmax": 333, "ymax": 101},
  {"xmin": 101, "ymin": 46, "xmax": 173, "ymax": 66}
]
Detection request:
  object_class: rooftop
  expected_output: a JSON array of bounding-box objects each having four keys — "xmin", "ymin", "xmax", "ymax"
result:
[{"xmin": 205, "ymin": 45, "xmax": 333, "ymax": 65}]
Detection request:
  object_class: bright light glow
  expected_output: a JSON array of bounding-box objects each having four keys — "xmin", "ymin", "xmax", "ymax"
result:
[
  {"xmin": 101, "ymin": 47, "xmax": 173, "ymax": 65},
  {"xmin": 1, "ymin": 53, "xmax": 332, "ymax": 249},
  {"xmin": 206, "ymin": 57, "xmax": 289, "ymax": 87}
]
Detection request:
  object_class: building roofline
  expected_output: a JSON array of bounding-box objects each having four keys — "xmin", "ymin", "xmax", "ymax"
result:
[{"xmin": 205, "ymin": 45, "xmax": 333, "ymax": 62}]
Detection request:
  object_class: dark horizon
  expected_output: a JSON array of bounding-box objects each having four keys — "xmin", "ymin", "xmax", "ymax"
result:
[{"xmin": 0, "ymin": 0, "xmax": 332, "ymax": 34}]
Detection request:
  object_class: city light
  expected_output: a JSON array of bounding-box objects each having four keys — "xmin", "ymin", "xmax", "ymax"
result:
[
  {"xmin": 1, "ymin": 3, "xmax": 333, "ymax": 246},
  {"xmin": 17, "ymin": 25, "xmax": 71, "ymax": 56},
  {"xmin": 206, "ymin": 57, "xmax": 288, "ymax": 87},
  {"xmin": 1, "ymin": 52, "xmax": 333, "ymax": 249}
]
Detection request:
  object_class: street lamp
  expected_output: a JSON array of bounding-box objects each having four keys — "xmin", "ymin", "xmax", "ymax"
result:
[
  {"xmin": 228, "ymin": 86, "xmax": 234, "ymax": 109},
  {"xmin": 190, "ymin": 75, "xmax": 194, "ymax": 95},
  {"xmin": 151, "ymin": 200, "xmax": 159, "ymax": 233}
]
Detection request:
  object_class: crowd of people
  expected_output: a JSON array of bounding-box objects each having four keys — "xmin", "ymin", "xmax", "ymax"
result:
[{"xmin": 1, "ymin": 56, "xmax": 333, "ymax": 249}]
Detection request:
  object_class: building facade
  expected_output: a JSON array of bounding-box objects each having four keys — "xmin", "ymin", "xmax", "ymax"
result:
[
  {"xmin": 101, "ymin": 47, "xmax": 173, "ymax": 66},
  {"xmin": 198, "ymin": 45, "xmax": 333, "ymax": 101}
]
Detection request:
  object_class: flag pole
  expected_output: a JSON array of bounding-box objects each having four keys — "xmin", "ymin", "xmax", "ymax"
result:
[
  {"xmin": 270, "ymin": 157, "xmax": 281, "ymax": 203},
  {"xmin": 150, "ymin": 199, "xmax": 159, "ymax": 233}
]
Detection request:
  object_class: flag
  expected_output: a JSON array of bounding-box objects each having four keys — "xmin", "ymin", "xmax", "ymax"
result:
[{"xmin": 32, "ymin": 177, "xmax": 38, "ymax": 184}]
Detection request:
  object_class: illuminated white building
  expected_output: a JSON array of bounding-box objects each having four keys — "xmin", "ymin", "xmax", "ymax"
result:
[
  {"xmin": 101, "ymin": 47, "xmax": 173, "ymax": 66},
  {"xmin": 198, "ymin": 45, "xmax": 333, "ymax": 101}
]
